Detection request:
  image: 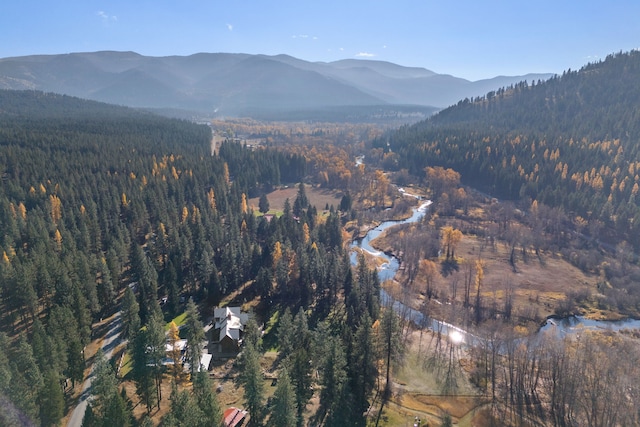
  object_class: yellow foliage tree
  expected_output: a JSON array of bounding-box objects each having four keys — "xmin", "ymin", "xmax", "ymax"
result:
[
  {"xmin": 223, "ymin": 162, "xmax": 230, "ymax": 187},
  {"xmin": 241, "ymin": 193, "xmax": 248, "ymax": 215},
  {"xmin": 167, "ymin": 321, "xmax": 183, "ymax": 382},
  {"xmin": 302, "ymin": 223, "xmax": 310, "ymax": 245},
  {"xmin": 441, "ymin": 226, "xmax": 463, "ymax": 260},
  {"xmin": 53, "ymin": 229, "xmax": 63, "ymax": 252},
  {"xmin": 419, "ymin": 259, "xmax": 438, "ymax": 298},
  {"xmin": 50, "ymin": 194, "xmax": 62, "ymax": 224},
  {"xmin": 207, "ymin": 188, "xmax": 217, "ymax": 211},
  {"xmin": 16, "ymin": 202, "xmax": 26, "ymax": 220},
  {"xmin": 272, "ymin": 241, "xmax": 282, "ymax": 270},
  {"xmin": 181, "ymin": 206, "xmax": 189, "ymax": 223}
]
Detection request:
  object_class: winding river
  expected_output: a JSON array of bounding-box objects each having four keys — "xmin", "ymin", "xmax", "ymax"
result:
[{"xmin": 349, "ymin": 200, "xmax": 640, "ymax": 342}]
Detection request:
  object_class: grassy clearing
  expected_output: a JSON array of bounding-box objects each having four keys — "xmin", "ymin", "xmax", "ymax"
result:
[
  {"xmin": 248, "ymin": 184, "xmax": 342, "ymax": 213},
  {"xmin": 372, "ymin": 329, "xmax": 485, "ymax": 426},
  {"xmin": 119, "ymin": 351, "xmax": 132, "ymax": 378},
  {"xmin": 262, "ymin": 310, "xmax": 280, "ymax": 352},
  {"xmin": 164, "ymin": 310, "xmax": 188, "ymax": 331}
]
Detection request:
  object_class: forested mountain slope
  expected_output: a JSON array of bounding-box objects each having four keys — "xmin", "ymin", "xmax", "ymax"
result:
[
  {"xmin": 0, "ymin": 91, "xmax": 385, "ymax": 426},
  {"xmin": 379, "ymin": 50, "xmax": 640, "ymax": 246}
]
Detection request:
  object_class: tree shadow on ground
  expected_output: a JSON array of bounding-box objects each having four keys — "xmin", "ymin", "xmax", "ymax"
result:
[{"xmin": 440, "ymin": 259, "xmax": 459, "ymax": 277}]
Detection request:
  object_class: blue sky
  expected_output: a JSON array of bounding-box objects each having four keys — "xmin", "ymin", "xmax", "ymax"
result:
[{"xmin": 2, "ymin": 0, "xmax": 639, "ymax": 81}]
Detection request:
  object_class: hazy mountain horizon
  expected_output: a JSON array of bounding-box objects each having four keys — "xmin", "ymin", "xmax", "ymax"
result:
[{"xmin": 0, "ymin": 50, "xmax": 553, "ymax": 119}]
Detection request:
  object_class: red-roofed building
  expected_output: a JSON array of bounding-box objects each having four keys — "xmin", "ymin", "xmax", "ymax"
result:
[{"xmin": 223, "ymin": 407, "xmax": 248, "ymax": 427}]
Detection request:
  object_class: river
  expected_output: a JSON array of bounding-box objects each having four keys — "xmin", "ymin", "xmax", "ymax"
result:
[{"xmin": 349, "ymin": 199, "xmax": 640, "ymax": 343}]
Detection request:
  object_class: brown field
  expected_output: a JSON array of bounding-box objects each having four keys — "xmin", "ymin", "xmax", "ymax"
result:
[
  {"xmin": 373, "ymin": 221, "xmax": 599, "ymax": 324},
  {"xmin": 247, "ymin": 184, "xmax": 343, "ymax": 214}
]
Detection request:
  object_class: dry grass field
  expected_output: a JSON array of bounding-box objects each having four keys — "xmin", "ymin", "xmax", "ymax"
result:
[
  {"xmin": 247, "ymin": 184, "xmax": 343, "ymax": 214},
  {"xmin": 370, "ymin": 329, "xmax": 489, "ymax": 427},
  {"xmin": 372, "ymin": 218, "xmax": 600, "ymax": 325}
]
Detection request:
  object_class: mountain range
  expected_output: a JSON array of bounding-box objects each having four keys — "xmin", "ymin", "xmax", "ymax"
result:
[{"xmin": 0, "ymin": 51, "xmax": 552, "ymax": 119}]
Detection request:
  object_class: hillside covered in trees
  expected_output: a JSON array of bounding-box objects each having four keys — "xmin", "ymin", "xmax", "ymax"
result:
[
  {"xmin": 0, "ymin": 91, "xmax": 387, "ymax": 426},
  {"xmin": 380, "ymin": 50, "xmax": 640, "ymax": 236},
  {"xmin": 370, "ymin": 50, "xmax": 640, "ymax": 311}
]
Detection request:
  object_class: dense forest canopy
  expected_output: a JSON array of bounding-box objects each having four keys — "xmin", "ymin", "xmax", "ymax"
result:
[
  {"xmin": 376, "ymin": 50, "xmax": 640, "ymax": 247},
  {"xmin": 0, "ymin": 91, "xmax": 384, "ymax": 426}
]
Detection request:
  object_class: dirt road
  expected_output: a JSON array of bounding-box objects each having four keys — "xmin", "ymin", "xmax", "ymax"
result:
[{"xmin": 66, "ymin": 312, "xmax": 122, "ymax": 427}]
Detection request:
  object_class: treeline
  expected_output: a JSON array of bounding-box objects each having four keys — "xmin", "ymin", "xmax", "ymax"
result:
[{"xmin": 0, "ymin": 91, "xmax": 387, "ymax": 426}]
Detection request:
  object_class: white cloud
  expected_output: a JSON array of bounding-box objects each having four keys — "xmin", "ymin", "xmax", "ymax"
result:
[
  {"xmin": 292, "ymin": 34, "xmax": 318, "ymax": 40},
  {"xmin": 97, "ymin": 11, "xmax": 117, "ymax": 23},
  {"xmin": 356, "ymin": 52, "xmax": 376, "ymax": 58},
  {"xmin": 226, "ymin": 23, "xmax": 233, "ymax": 31}
]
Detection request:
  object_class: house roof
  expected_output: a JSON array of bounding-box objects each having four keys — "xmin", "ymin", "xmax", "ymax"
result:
[
  {"xmin": 223, "ymin": 407, "xmax": 248, "ymax": 427},
  {"xmin": 165, "ymin": 339, "xmax": 187, "ymax": 353},
  {"xmin": 199, "ymin": 353, "xmax": 212, "ymax": 372},
  {"xmin": 214, "ymin": 307, "xmax": 249, "ymax": 343}
]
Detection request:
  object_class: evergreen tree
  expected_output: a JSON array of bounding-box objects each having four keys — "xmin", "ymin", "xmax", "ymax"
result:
[
  {"xmin": 163, "ymin": 385, "xmax": 205, "ymax": 427},
  {"xmin": 440, "ymin": 412, "xmax": 453, "ymax": 427},
  {"xmin": 67, "ymin": 335, "xmax": 86, "ymax": 389},
  {"xmin": 289, "ymin": 347, "xmax": 313, "ymax": 424},
  {"xmin": 147, "ymin": 311, "xmax": 167, "ymax": 407},
  {"xmin": 318, "ymin": 337, "xmax": 348, "ymax": 422},
  {"xmin": 237, "ymin": 340, "xmax": 264, "ymax": 427},
  {"xmin": 349, "ymin": 314, "xmax": 377, "ymax": 418},
  {"xmin": 259, "ymin": 193, "xmax": 270, "ymax": 214},
  {"xmin": 293, "ymin": 183, "xmax": 308, "ymax": 217},
  {"xmin": 81, "ymin": 404, "xmax": 99, "ymax": 427},
  {"xmin": 97, "ymin": 256, "xmax": 116, "ymax": 313},
  {"xmin": 10, "ymin": 336, "xmax": 43, "ymax": 424},
  {"xmin": 130, "ymin": 242, "xmax": 159, "ymax": 325},
  {"xmin": 193, "ymin": 370, "xmax": 224, "ymax": 427},
  {"xmin": 30, "ymin": 318, "xmax": 54, "ymax": 374},
  {"xmin": 103, "ymin": 390, "xmax": 130, "ymax": 427},
  {"xmin": 91, "ymin": 349, "xmax": 118, "ymax": 421},
  {"xmin": 184, "ymin": 298, "xmax": 205, "ymax": 374},
  {"xmin": 130, "ymin": 328, "xmax": 158, "ymax": 413},
  {"xmin": 277, "ymin": 308, "xmax": 294, "ymax": 359},
  {"xmin": 39, "ymin": 370, "xmax": 64, "ymax": 426},
  {"xmin": 255, "ymin": 266, "xmax": 273, "ymax": 300},
  {"xmin": 268, "ymin": 369, "xmax": 297, "ymax": 427},
  {"xmin": 380, "ymin": 306, "xmax": 404, "ymax": 399},
  {"xmin": 121, "ymin": 286, "xmax": 141, "ymax": 341}
]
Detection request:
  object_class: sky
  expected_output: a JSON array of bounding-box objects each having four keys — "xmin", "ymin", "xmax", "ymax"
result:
[{"xmin": 2, "ymin": 0, "xmax": 639, "ymax": 81}]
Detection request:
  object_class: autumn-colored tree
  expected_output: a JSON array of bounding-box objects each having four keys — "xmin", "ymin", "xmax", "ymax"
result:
[
  {"xmin": 241, "ymin": 193, "xmax": 248, "ymax": 214},
  {"xmin": 474, "ymin": 260, "xmax": 485, "ymax": 324},
  {"xmin": 419, "ymin": 259, "xmax": 438, "ymax": 299},
  {"xmin": 425, "ymin": 166, "xmax": 461, "ymax": 199},
  {"xmin": 272, "ymin": 241, "xmax": 283, "ymax": 270},
  {"xmin": 50, "ymin": 194, "xmax": 62, "ymax": 223},
  {"xmin": 167, "ymin": 321, "xmax": 183, "ymax": 382},
  {"xmin": 441, "ymin": 226, "xmax": 463, "ymax": 260},
  {"xmin": 374, "ymin": 169, "xmax": 389, "ymax": 208},
  {"xmin": 207, "ymin": 188, "xmax": 217, "ymax": 211}
]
